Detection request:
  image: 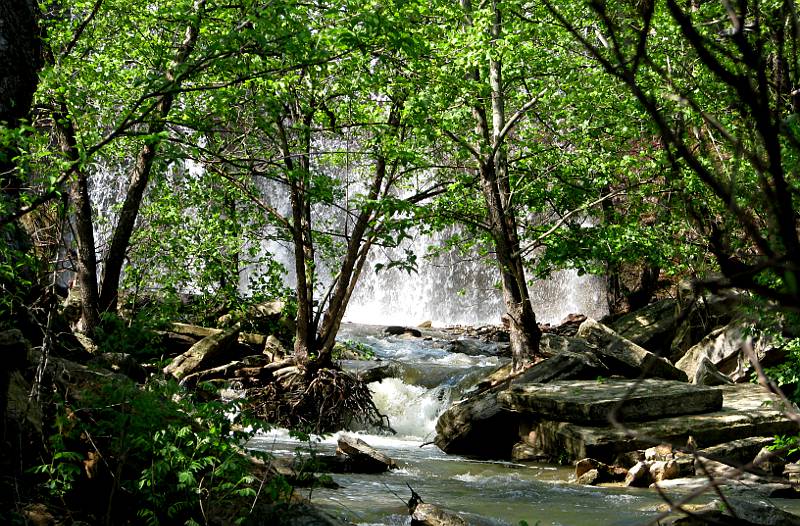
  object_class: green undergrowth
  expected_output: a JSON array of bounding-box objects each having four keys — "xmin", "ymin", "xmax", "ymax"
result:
[{"xmin": 23, "ymin": 376, "xmax": 290, "ymax": 525}]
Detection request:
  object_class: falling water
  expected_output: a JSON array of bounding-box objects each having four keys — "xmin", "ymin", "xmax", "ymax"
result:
[
  {"xmin": 345, "ymin": 233, "xmax": 608, "ymax": 326},
  {"xmin": 87, "ymin": 158, "xmax": 608, "ymax": 326}
]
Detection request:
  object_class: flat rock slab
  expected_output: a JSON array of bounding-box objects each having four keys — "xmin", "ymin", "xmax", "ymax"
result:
[
  {"xmin": 527, "ymin": 384, "xmax": 798, "ymax": 463},
  {"xmin": 499, "ymin": 379, "xmax": 722, "ymax": 424}
]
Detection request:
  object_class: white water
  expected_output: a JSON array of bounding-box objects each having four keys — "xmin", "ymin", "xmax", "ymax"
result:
[
  {"xmin": 87, "ymin": 158, "xmax": 608, "ymax": 327},
  {"xmin": 246, "ymin": 326, "xmax": 693, "ymax": 525},
  {"xmin": 368, "ymin": 378, "xmax": 447, "ymax": 440},
  {"xmin": 346, "ymin": 253, "xmax": 608, "ymax": 327}
]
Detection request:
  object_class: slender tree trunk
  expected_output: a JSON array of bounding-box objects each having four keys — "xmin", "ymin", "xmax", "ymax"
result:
[
  {"xmin": 54, "ymin": 112, "xmax": 101, "ymax": 333},
  {"xmin": 477, "ymin": 0, "xmax": 542, "ymax": 370},
  {"xmin": 277, "ymin": 105, "xmax": 318, "ymax": 361},
  {"xmin": 0, "ymin": 0, "xmax": 41, "ymax": 443},
  {"xmin": 315, "ymin": 99, "xmax": 404, "ymax": 362},
  {"xmin": 0, "ymin": 0, "xmax": 41, "ymax": 198},
  {"xmin": 98, "ymin": 0, "xmax": 205, "ymax": 313}
]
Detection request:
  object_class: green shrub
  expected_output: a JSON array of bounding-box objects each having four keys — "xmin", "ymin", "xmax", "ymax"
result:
[{"xmin": 34, "ymin": 377, "xmax": 287, "ymax": 525}]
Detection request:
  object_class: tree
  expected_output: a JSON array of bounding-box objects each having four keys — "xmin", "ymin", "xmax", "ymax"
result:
[
  {"xmin": 547, "ymin": 0, "xmax": 800, "ymax": 311},
  {"xmin": 176, "ymin": 0, "xmax": 441, "ymax": 367}
]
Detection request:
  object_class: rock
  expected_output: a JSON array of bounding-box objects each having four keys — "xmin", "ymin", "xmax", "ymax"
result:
[
  {"xmin": 785, "ymin": 463, "xmax": 800, "ymax": 483},
  {"xmin": 449, "ymin": 338, "xmax": 497, "ymax": 357},
  {"xmin": 514, "ymin": 347, "xmax": 610, "ymax": 385},
  {"xmin": 624, "ymin": 461, "xmax": 651, "ymax": 487},
  {"xmin": 73, "ymin": 332, "xmax": 99, "ymax": 355},
  {"xmin": 695, "ymin": 457, "xmax": 765, "ymax": 482},
  {"xmin": 576, "ymin": 318, "xmax": 687, "ymax": 381},
  {"xmin": 511, "ymin": 441, "xmax": 549, "ymax": 462},
  {"xmin": 575, "ymin": 457, "xmax": 604, "ymax": 478},
  {"xmin": 699, "ymin": 436, "xmax": 775, "ymax": 470},
  {"xmin": 499, "ymin": 379, "xmax": 722, "ymax": 425},
  {"xmin": 262, "ymin": 335, "xmax": 285, "ymax": 361},
  {"xmin": 613, "ymin": 450, "xmax": 645, "ymax": 469},
  {"xmin": 669, "ymin": 285, "xmax": 742, "ymax": 363},
  {"xmin": 7, "ymin": 371, "xmax": 42, "ymax": 432},
  {"xmin": 163, "ymin": 324, "xmax": 241, "ymax": 380},
  {"xmin": 22, "ymin": 503, "xmax": 56, "ymax": 526},
  {"xmin": 355, "ymin": 362, "xmax": 401, "ymax": 384},
  {"xmin": 609, "ymin": 298, "xmax": 680, "ymax": 356},
  {"xmin": 655, "ymin": 478, "xmax": 800, "ymax": 500},
  {"xmin": 576, "ymin": 468, "xmax": 601, "ymax": 485},
  {"xmin": 572, "ymin": 458, "xmax": 627, "ymax": 485},
  {"xmin": 692, "ymin": 357, "xmax": 734, "ymax": 385},
  {"xmin": 683, "ymin": 497, "xmax": 800, "ymax": 526},
  {"xmin": 157, "ymin": 331, "xmax": 198, "ymax": 355},
  {"xmin": 336, "ymin": 435, "xmax": 397, "ymax": 472},
  {"xmin": 524, "ymin": 384, "xmax": 796, "ymax": 464},
  {"xmin": 170, "ymin": 322, "xmax": 222, "ymax": 339},
  {"xmin": 676, "ymin": 321, "xmax": 777, "ymax": 383},
  {"xmin": 434, "ymin": 390, "xmax": 519, "ymax": 459},
  {"xmin": 250, "ymin": 300, "xmax": 284, "ymax": 318},
  {"xmin": 88, "ymin": 353, "xmax": 146, "ymax": 382},
  {"xmin": 649, "ymin": 460, "xmax": 680, "ymax": 482},
  {"xmin": 418, "ymin": 320, "xmax": 433, "ymax": 328},
  {"xmin": 384, "ymin": 326, "xmax": 422, "ymax": 337},
  {"xmin": 645, "ymin": 444, "xmax": 675, "ymax": 461},
  {"xmin": 753, "ymin": 445, "xmax": 788, "ymax": 476},
  {"xmin": 411, "ymin": 503, "xmax": 467, "ymax": 526}
]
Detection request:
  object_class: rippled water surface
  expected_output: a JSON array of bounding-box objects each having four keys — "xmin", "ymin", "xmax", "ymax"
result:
[{"xmin": 246, "ymin": 324, "xmax": 796, "ymax": 525}]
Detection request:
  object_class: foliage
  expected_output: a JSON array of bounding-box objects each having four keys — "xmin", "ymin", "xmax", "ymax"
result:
[
  {"xmin": 769, "ymin": 435, "xmax": 800, "ymax": 457},
  {"xmin": 33, "ymin": 377, "xmax": 283, "ymax": 525},
  {"xmin": 93, "ymin": 312, "xmax": 165, "ymax": 361}
]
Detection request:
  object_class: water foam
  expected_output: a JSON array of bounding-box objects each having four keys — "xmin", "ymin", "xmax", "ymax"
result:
[{"xmin": 368, "ymin": 378, "xmax": 449, "ymax": 440}]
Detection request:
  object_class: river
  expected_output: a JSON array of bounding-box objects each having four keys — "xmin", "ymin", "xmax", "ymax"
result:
[{"xmin": 245, "ymin": 324, "xmax": 767, "ymax": 525}]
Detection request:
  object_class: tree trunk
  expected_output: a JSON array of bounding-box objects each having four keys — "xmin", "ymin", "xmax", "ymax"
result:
[
  {"xmin": 315, "ymin": 99, "xmax": 404, "ymax": 363},
  {"xmin": 0, "ymin": 0, "xmax": 41, "ymax": 443},
  {"xmin": 98, "ymin": 0, "xmax": 205, "ymax": 313},
  {"xmin": 54, "ymin": 112, "xmax": 101, "ymax": 334},
  {"xmin": 479, "ymin": 0, "xmax": 542, "ymax": 370},
  {"xmin": 0, "ymin": 0, "xmax": 41, "ymax": 198}
]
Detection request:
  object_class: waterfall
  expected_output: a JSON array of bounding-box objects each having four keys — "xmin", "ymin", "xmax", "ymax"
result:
[
  {"xmin": 367, "ymin": 378, "xmax": 449, "ymax": 440},
  {"xmin": 345, "ymin": 231, "xmax": 608, "ymax": 326},
  {"xmin": 86, "ymin": 157, "xmax": 608, "ymax": 326}
]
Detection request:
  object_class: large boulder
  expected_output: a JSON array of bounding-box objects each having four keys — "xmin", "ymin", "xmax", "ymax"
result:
[
  {"xmin": 499, "ymin": 379, "xmax": 722, "ymax": 425},
  {"xmin": 576, "ymin": 318, "xmax": 687, "ymax": 381},
  {"xmin": 434, "ymin": 390, "xmax": 519, "ymax": 459},
  {"xmin": 609, "ymin": 298, "xmax": 680, "ymax": 356},
  {"xmin": 692, "ymin": 357, "xmax": 735, "ymax": 386},
  {"xmin": 524, "ymin": 384, "xmax": 796, "ymax": 464},
  {"xmin": 164, "ymin": 324, "xmax": 241, "ymax": 380},
  {"xmin": 436, "ymin": 333, "xmax": 614, "ymax": 459},
  {"xmin": 668, "ymin": 284, "xmax": 742, "ymax": 362},
  {"xmin": 336, "ymin": 435, "xmax": 397, "ymax": 472},
  {"xmin": 676, "ymin": 320, "xmax": 777, "ymax": 383}
]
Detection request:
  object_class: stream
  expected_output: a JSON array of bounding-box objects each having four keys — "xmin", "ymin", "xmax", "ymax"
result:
[{"xmin": 246, "ymin": 324, "xmax": 728, "ymax": 525}]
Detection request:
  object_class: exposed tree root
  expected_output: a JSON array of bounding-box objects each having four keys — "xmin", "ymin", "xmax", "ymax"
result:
[{"xmin": 244, "ymin": 366, "xmax": 393, "ymax": 434}]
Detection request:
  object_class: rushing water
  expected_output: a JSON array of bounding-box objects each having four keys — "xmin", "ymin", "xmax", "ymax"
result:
[{"xmin": 247, "ymin": 324, "xmax": 703, "ymax": 525}]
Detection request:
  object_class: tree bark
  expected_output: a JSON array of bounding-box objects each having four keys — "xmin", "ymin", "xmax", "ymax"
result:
[
  {"xmin": 54, "ymin": 111, "xmax": 101, "ymax": 333},
  {"xmin": 0, "ymin": 0, "xmax": 41, "ymax": 202},
  {"xmin": 98, "ymin": 0, "xmax": 205, "ymax": 313},
  {"xmin": 475, "ymin": 0, "xmax": 542, "ymax": 370}
]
